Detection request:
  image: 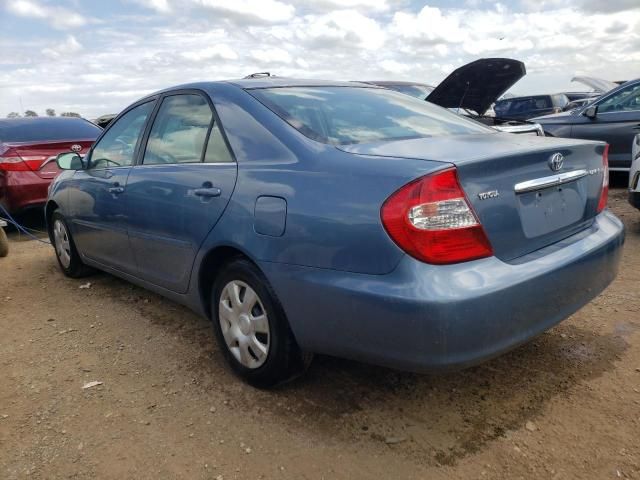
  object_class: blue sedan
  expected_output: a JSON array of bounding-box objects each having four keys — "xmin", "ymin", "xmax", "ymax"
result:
[{"xmin": 47, "ymin": 77, "xmax": 624, "ymax": 387}]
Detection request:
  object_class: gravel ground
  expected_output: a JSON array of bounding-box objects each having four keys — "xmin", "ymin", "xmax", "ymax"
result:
[{"xmin": 1, "ymin": 185, "xmax": 639, "ymax": 480}]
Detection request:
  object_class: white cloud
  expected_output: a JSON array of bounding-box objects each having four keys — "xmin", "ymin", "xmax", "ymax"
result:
[
  {"xmin": 1, "ymin": 0, "xmax": 639, "ymax": 117},
  {"xmin": 41, "ymin": 35, "xmax": 83, "ymax": 59},
  {"xmin": 192, "ymin": 0, "xmax": 295, "ymax": 23},
  {"xmin": 6, "ymin": 0, "xmax": 88, "ymax": 29},
  {"xmin": 132, "ymin": 0, "xmax": 171, "ymax": 12},
  {"xmin": 181, "ymin": 44, "xmax": 238, "ymax": 61}
]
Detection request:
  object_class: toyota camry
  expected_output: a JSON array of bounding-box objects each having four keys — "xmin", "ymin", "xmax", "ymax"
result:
[{"xmin": 46, "ymin": 77, "xmax": 624, "ymax": 387}]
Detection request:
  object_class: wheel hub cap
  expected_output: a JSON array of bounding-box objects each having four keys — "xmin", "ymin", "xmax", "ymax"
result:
[
  {"xmin": 53, "ymin": 219, "xmax": 71, "ymax": 269},
  {"xmin": 218, "ymin": 280, "xmax": 270, "ymax": 369}
]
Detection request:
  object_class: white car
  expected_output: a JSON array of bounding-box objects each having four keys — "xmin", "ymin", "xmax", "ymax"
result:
[{"xmin": 630, "ymin": 134, "xmax": 640, "ymax": 210}]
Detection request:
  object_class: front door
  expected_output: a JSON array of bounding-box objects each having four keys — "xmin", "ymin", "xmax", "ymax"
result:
[
  {"xmin": 125, "ymin": 92, "xmax": 237, "ymax": 293},
  {"xmin": 70, "ymin": 101, "xmax": 155, "ymax": 273},
  {"xmin": 572, "ymin": 82, "xmax": 640, "ymax": 170}
]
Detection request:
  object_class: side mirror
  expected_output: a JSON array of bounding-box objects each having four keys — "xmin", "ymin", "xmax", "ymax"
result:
[
  {"xmin": 583, "ymin": 105, "xmax": 598, "ymax": 119},
  {"xmin": 56, "ymin": 152, "xmax": 85, "ymax": 170}
]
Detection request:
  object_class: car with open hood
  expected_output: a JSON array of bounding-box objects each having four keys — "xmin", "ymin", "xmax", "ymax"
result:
[{"xmin": 363, "ymin": 58, "xmax": 544, "ymax": 136}]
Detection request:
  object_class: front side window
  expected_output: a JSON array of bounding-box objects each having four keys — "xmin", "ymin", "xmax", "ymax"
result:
[
  {"xmin": 89, "ymin": 101, "xmax": 154, "ymax": 169},
  {"xmin": 143, "ymin": 94, "xmax": 213, "ymax": 165},
  {"xmin": 597, "ymin": 83, "xmax": 640, "ymax": 113},
  {"xmin": 250, "ymin": 86, "xmax": 492, "ymax": 146}
]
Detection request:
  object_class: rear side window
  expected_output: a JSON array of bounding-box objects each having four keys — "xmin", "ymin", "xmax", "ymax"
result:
[
  {"xmin": 250, "ymin": 86, "xmax": 492, "ymax": 145},
  {"xmin": 143, "ymin": 94, "xmax": 213, "ymax": 165},
  {"xmin": 204, "ymin": 123, "xmax": 234, "ymax": 163},
  {"xmin": 0, "ymin": 118, "xmax": 101, "ymax": 143}
]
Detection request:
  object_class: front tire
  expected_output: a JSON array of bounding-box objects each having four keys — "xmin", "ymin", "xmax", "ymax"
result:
[
  {"xmin": 51, "ymin": 211, "xmax": 92, "ymax": 278},
  {"xmin": 212, "ymin": 258, "xmax": 311, "ymax": 388}
]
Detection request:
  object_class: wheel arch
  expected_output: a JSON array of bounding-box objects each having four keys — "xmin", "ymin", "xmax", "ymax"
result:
[
  {"xmin": 44, "ymin": 200, "xmax": 59, "ymax": 243},
  {"xmin": 197, "ymin": 244, "xmax": 259, "ymax": 319}
]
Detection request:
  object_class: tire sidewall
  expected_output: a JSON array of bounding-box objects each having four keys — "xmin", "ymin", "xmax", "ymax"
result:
[{"xmin": 51, "ymin": 212, "xmax": 86, "ymax": 278}]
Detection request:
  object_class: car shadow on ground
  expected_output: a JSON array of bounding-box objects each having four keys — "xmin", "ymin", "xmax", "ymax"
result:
[
  {"xmin": 99, "ymin": 265, "xmax": 628, "ymax": 468},
  {"xmin": 16, "ymin": 187, "xmax": 633, "ymax": 468}
]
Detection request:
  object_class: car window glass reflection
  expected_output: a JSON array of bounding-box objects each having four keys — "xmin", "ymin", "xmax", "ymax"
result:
[
  {"xmin": 251, "ymin": 86, "xmax": 493, "ymax": 146},
  {"xmin": 90, "ymin": 102, "xmax": 154, "ymax": 169},
  {"xmin": 204, "ymin": 123, "xmax": 234, "ymax": 163},
  {"xmin": 599, "ymin": 84, "xmax": 640, "ymax": 113},
  {"xmin": 143, "ymin": 94, "xmax": 213, "ymax": 165}
]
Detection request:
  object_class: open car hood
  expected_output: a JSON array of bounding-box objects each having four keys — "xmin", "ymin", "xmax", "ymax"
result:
[
  {"xmin": 426, "ymin": 58, "xmax": 525, "ymax": 115},
  {"xmin": 571, "ymin": 76, "xmax": 617, "ymax": 93}
]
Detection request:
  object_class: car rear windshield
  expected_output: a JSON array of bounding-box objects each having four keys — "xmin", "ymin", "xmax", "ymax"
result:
[
  {"xmin": 250, "ymin": 86, "xmax": 493, "ymax": 145},
  {"xmin": 0, "ymin": 118, "xmax": 101, "ymax": 143},
  {"xmin": 384, "ymin": 84, "xmax": 434, "ymax": 100}
]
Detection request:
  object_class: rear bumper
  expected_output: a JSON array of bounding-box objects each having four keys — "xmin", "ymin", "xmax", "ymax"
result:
[
  {"xmin": 0, "ymin": 171, "xmax": 51, "ymax": 213},
  {"xmin": 261, "ymin": 210, "xmax": 624, "ymax": 372}
]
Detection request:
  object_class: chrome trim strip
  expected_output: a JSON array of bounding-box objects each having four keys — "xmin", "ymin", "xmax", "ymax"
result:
[{"xmin": 514, "ymin": 169, "xmax": 588, "ymax": 194}]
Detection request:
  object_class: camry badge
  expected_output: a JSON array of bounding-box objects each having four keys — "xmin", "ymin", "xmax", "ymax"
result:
[
  {"xmin": 478, "ymin": 190, "xmax": 500, "ymax": 200},
  {"xmin": 70, "ymin": 144, "xmax": 82, "ymax": 152},
  {"xmin": 548, "ymin": 152, "xmax": 564, "ymax": 172}
]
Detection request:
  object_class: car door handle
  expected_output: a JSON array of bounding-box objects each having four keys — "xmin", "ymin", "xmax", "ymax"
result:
[{"xmin": 194, "ymin": 187, "xmax": 222, "ymax": 198}]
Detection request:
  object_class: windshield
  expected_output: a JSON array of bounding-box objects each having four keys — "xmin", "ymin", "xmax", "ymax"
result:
[
  {"xmin": 250, "ymin": 86, "xmax": 493, "ymax": 145},
  {"xmin": 384, "ymin": 84, "xmax": 434, "ymax": 100}
]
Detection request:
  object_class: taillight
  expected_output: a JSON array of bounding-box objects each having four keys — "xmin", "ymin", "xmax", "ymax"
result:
[
  {"xmin": 381, "ymin": 168, "xmax": 493, "ymax": 264},
  {"xmin": 0, "ymin": 147, "xmax": 47, "ymax": 172},
  {"xmin": 597, "ymin": 144, "xmax": 609, "ymax": 213},
  {"xmin": 0, "ymin": 147, "xmax": 28, "ymax": 171}
]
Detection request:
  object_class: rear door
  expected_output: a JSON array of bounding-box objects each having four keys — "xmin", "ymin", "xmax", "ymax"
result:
[
  {"xmin": 571, "ymin": 82, "xmax": 640, "ymax": 170},
  {"xmin": 125, "ymin": 91, "xmax": 237, "ymax": 293},
  {"xmin": 70, "ymin": 101, "xmax": 155, "ymax": 273}
]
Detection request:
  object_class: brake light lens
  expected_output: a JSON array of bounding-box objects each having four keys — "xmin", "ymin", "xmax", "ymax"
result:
[
  {"xmin": 0, "ymin": 147, "xmax": 47, "ymax": 172},
  {"xmin": 597, "ymin": 144, "xmax": 609, "ymax": 213},
  {"xmin": 381, "ymin": 168, "xmax": 493, "ymax": 264}
]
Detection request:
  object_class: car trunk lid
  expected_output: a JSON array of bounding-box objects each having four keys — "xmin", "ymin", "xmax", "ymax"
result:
[
  {"xmin": 5, "ymin": 140, "xmax": 93, "ymax": 179},
  {"xmin": 338, "ymin": 133, "xmax": 607, "ymax": 261}
]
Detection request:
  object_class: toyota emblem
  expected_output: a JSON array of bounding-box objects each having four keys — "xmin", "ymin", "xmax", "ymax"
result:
[
  {"xmin": 548, "ymin": 152, "xmax": 564, "ymax": 172},
  {"xmin": 70, "ymin": 144, "xmax": 82, "ymax": 152}
]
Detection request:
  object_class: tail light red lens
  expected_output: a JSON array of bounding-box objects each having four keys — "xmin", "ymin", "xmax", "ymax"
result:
[
  {"xmin": 381, "ymin": 168, "xmax": 493, "ymax": 264},
  {"xmin": 597, "ymin": 144, "xmax": 609, "ymax": 213},
  {"xmin": 0, "ymin": 149, "xmax": 48, "ymax": 171}
]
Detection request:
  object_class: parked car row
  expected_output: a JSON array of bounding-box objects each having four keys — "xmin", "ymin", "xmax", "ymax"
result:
[{"xmin": 363, "ymin": 58, "xmax": 545, "ymax": 136}]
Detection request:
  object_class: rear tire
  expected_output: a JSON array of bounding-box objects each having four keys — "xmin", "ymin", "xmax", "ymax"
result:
[
  {"xmin": 211, "ymin": 258, "xmax": 311, "ymax": 388},
  {"xmin": 51, "ymin": 211, "xmax": 93, "ymax": 278}
]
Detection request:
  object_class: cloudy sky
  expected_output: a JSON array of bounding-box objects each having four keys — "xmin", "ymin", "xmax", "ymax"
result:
[{"xmin": 0, "ymin": 0, "xmax": 638, "ymax": 118}]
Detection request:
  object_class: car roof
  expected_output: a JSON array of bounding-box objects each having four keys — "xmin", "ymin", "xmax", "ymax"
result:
[
  {"xmin": 225, "ymin": 77, "xmax": 372, "ymax": 89},
  {"xmin": 144, "ymin": 78, "xmax": 379, "ymax": 99}
]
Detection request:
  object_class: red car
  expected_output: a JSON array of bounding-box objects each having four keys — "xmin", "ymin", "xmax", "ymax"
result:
[{"xmin": 0, "ymin": 117, "xmax": 101, "ymax": 214}]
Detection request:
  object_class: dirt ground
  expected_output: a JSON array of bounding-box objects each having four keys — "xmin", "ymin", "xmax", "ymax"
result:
[{"xmin": 1, "ymin": 183, "xmax": 639, "ymax": 480}]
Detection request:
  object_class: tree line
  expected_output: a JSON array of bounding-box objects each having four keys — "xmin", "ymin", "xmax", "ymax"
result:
[{"xmin": 6, "ymin": 109, "xmax": 81, "ymax": 118}]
